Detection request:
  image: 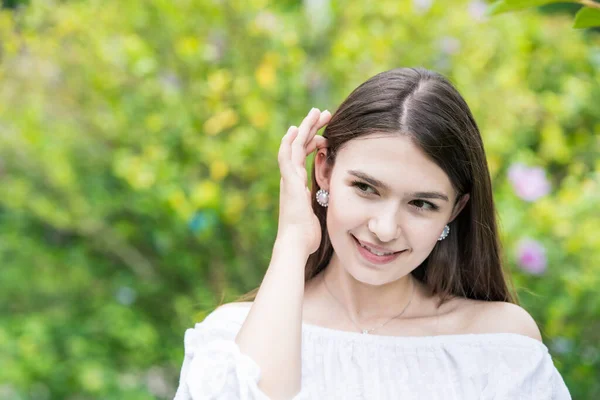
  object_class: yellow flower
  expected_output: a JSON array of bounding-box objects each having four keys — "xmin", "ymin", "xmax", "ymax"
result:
[
  {"xmin": 210, "ymin": 160, "xmax": 229, "ymax": 181},
  {"xmin": 190, "ymin": 181, "xmax": 220, "ymax": 209},
  {"xmin": 255, "ymin": 53, "xmax": 278, "ymax": 90},
  {"xmin": 204, "ymin": 108, "xmax": 239, "ymax": 136}
]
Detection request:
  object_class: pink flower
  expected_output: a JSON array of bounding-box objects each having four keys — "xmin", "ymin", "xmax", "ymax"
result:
[
  {"xmin": 508, "ymin": 163, "xmax": 551, "ymax": 201},
  {"xmin": 439, "ymin": 37, "xmax": 461, "ymax": 55},
  {"xmin": 468, "ymin": 0, "xmax": 489, "ymax": 22},
  {"xmin": 413, "ymin": 0, "xmax": 433, "ymax": 13},
  {"xmin": 516, "ymin": 238, "xmax": 547, "ymax": 275}
]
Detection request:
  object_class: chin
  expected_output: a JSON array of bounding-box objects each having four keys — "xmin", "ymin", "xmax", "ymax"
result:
[{"xmin": 342, "ymin": 263, "xmax": 396, "ymax": 286}]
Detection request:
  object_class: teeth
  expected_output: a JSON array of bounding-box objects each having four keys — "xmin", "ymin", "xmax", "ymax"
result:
[{"xmin": 359, "ymin": 242, "xmax": 395, "ymax": 256}]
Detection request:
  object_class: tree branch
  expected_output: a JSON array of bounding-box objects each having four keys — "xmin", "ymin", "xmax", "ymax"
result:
[
  {"xmin": 580, "ymin": 0, "xmax": 600, "ymax": 10},
  {"xmin": 78, "ymin": 220, "xmax": 159, "ymax": 282}
]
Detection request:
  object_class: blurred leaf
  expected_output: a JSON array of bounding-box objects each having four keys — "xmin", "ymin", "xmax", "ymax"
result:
[
  {"xmin": 487, "ymin": 0, "xmax": 571, "ymax": 15},
  {"xmin": 573, "ymin": 7, "xmax": 600, "ymax": 28}
]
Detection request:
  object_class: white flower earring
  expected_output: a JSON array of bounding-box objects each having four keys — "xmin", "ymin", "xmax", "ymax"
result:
[
  {"xmin": 316, "ymin": 189, "xmax": 329, "ymax": 207},
  {"xmin": 438, "ymin": 225, "xmax": 450, "ymax": 241},
  {"xmin": 438, "ymin": 224, "xmax": 450, "ymax": 241}
]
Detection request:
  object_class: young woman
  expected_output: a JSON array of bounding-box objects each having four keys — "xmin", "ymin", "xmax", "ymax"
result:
[{"xmin": 174, "ymin": 68, "xmax": 572, "ymax": 399}]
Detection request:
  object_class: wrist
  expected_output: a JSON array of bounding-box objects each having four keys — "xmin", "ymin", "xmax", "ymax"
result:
[{"xmin": 273, "ymin": 233, "xmax": 311, "ymax": 259}]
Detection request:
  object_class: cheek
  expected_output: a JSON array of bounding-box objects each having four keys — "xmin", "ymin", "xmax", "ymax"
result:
[
  {"xmin": 327, "ymin": 194, "xmax": 361, "ymax": 229},
  {"xmin": 328, "ymin": 187, "xmax": 374, "ymax": 224},
  {"xmin": 404, "ymin": 216, "xmax": 443, "ymax": 236},
  {"xmin": 405, "ymin": 217, "xmax": 450, "ymax": 251},
  {"xmin": 404, "ymin": 217, "xmax": 436, "ymax": 232},
  {"xmin": 326, "ymin": 191, "xmax": 370, "ymax": 239}
]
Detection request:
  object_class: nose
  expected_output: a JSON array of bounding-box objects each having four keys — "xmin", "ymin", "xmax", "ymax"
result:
[{"xmin": 367, "ymin": 206, "xmax": 401, "ymax": 243}]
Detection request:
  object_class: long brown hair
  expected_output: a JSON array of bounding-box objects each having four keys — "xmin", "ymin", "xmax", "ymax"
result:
[{"xmin": 235, "ymin": 67, "xmax": 518, "ymax": 307}]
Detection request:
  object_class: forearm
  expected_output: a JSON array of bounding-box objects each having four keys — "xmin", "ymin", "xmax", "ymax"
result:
[{"xmin": 235, "ymin": 235, "xmax": 307, "ymax": 400}]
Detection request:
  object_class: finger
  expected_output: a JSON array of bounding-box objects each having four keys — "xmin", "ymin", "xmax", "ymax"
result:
[
  {"xmin": 295, "ymin": 164, "xmax": 308, "ymax": 187},
  {"xmin": 305, "ymin": 136, "xmax": 328, "ymax": 155},
  {"xmin": 319, "ymin": 109, "xmax": 332, "ymax": 127},
  {"xmin": 292, "ymin": 108, "xmax": 321, "ymax": 167},
  {"xmin": 278, "ymin": 126, "xmax": 299, "ymax": 178},
  {"xmin": 305, "ymin": 110, "xmax": 332, "ymax": 149},
  {"xmin": 314, "ymin": 110, "xmax": 332, "ymax": 134}
]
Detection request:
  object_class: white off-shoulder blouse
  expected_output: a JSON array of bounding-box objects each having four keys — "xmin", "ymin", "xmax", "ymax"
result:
[{"xmin": 173, "ymin": 305, "xmax": 572, "ymax": 400}]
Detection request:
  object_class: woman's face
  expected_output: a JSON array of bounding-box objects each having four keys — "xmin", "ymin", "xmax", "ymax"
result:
[{"xmin": 316, "ymin": 133, "xmax": 466, "ymax": 286}]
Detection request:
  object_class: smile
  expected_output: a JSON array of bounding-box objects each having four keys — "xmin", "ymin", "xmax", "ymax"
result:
[{"xmin": 351, "ymin": 235, "xmax": 405, "ymax": 265}]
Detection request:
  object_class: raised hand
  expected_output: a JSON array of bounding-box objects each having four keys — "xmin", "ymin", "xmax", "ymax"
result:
[{"xmin": 277, "ymin": 108, "xmax": 332, "ymax": 256}]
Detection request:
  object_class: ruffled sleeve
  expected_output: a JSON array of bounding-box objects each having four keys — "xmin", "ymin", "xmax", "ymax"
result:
[
  {"xmin": 517, "ymin": 340, "xmax": 572, "ymax": 399},
  {"xmin": 173, "ymin": 307, "xmax": 309, "ymax": 400},
  {"xmin": 549, "ymin": 362, "xmax": 572, "ymax": 400},
  {"xmin": 454, "ymin": 334, "xmax": 572, "ymax": 399}
]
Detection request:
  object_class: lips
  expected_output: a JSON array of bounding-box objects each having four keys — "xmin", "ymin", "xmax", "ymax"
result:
[
  {"xmin": 352, "ymin": 235, "xmax": 403, "ymax": 255},
  {"xmin": 351, "ymin": 235, "xmax": 405, "ymax": 265}
]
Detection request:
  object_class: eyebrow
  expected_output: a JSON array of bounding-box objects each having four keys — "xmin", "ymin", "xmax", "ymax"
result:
[{"xmin": 347, "ymin": 170, "xmax": 450, "ymax": 202}]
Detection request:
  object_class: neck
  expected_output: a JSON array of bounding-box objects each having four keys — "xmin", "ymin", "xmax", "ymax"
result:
[{"xmin": 321, "ymin": 254, "xmax": 417, "ymax": 325}]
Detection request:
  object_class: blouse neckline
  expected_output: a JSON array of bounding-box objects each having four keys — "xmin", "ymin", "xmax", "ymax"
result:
[
  {"xmin": 301, "ymin": 320, "xmax": 548, "ymax": 350},
  {"xmin": 214, "ymin": 305, "xmax": 550, "ymax": 351}
]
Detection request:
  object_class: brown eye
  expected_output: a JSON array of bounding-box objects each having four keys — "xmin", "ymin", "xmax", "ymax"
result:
[
  {"xmin": 351, "ymin": 181, "xmax": 377, "ymax": 195},
  {"xmin": 410, "ymin": 200, "xmax": 438, "ymax": 212}
]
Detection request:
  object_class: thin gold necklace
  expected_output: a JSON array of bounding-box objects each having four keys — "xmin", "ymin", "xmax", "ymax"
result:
[{"xmin": 323, "ymin": 273, "xmax": 415, "ymax": 335}]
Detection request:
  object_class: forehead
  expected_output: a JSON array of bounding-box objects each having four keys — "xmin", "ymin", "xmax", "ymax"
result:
[{"xmin": 335, "ymin": 134, "xmax": 455, "ymax": 195}]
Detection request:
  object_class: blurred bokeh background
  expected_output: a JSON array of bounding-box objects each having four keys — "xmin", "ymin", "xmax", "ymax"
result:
[{"xmin": 0, "ymin": 0, "xmax": 598, "ymax": 398}]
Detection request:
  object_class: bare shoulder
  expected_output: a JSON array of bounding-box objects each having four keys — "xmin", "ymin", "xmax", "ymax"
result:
[
  {"xmin": 200, "ymin": 301, "xmax": 253, "ymax": 324},
  {"xmin": 216, "ymin": 301, "xmax": 253, "ymax": 311},
  {"xmin": 465, "ymin": 300, "xmax": 543, "ymax": 342}
]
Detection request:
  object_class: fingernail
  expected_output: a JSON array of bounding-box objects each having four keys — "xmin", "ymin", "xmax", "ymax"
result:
[
  {"xmin": 323, "ymin": 110, "xmax": 330, "ymax": 114},
  {"xmin": 285, "ymin": 126, "xmax": 296, "ymax": 135}
]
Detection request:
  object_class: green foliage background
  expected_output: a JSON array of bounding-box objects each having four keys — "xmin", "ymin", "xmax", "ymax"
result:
[{"xmin": 0, "ymin": 0, "xmax": 598, "ymax": 398}]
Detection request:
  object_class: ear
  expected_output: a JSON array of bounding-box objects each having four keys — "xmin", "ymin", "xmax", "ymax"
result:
[
  {"xmin": 449, "ymin": 193, "xmax": 470, "ymax": 223},
  {"xmin": 314, "ymin": 148, "xmax": 333, "ymax": 190}
]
